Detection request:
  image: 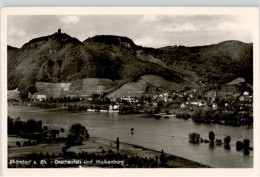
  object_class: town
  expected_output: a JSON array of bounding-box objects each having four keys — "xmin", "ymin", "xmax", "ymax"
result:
[{"xmin": 8, "ymin": 76, "xmax": 253, "ymax": 127}]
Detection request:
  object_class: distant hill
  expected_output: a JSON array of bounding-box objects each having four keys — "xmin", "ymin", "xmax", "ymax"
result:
[
  {"xmin": 157, "ymin": 40, "xmax": 253, "ymax": 85},
  {"xmin": 84, "ymin": 35, "xmax": 136, "ymax": 48},
  {"xmin": 7, "ymin": 45, "xmax": 19, "ymax": 51},
  {"xmin": 7, "ymin": 31, "xmax": 253, "ymax": 99}
]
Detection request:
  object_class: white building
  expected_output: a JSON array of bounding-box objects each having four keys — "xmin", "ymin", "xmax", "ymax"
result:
[{"xmin": 36, "ymin": 94, "xmax": 47, "ymax": 101}]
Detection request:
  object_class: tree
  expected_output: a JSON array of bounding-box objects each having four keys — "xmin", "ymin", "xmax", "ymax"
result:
[
  {"xmin": 28, "ymin": 85, "xmax": 38, "ymax": 95},
  {"xmin": 243, "ymin": 139, "xmax": 250, "ymax": 155},
  {"xmin": 18, "ymin": 82, "xmax": 29, "ymax": 100},
  {"xmin": 14, "ymin": 117, "xmax": 23, "ymax": 135},
  {"xmin": 236, "ymin": 141, "xmax": 244, "ymax": 151},
  {"xmin": 160, "ymin": 149, "xmax": 167, "ymax": 167},
  {"xmin": 192, "ymin": 109, "xmax": 203, "ymax": 123},
  {"xmin": 50, "ymin": 129, "xmax": 60, "ymax": 141},
  {"xmin": 155, "ymin": 155, "xmax": 159, "ymax": 166},
  {"xmin": 209, "ymin": 131, "xmax": 215, "ymax": 147},
  {"xmin": 116, "ymin": 137, "xmax": 120, "ymax": 151},
  {"xmin": 189, "ymin": 132, "xmax": 200, "ymax": 144},
  {"xmin": 66, "ymin": 124, "xmax": 89, "ymax": 146},
  {"xmin": 43, "ymin": 126, "xmax": 48, "ymax": 131},
  {"xmin": 46, "ymin": 152, "xmax": 50, "ymax": 158},
  {"xmin": 224, "ymin": 136, "xmax": 231, "ymax": 149},
  {"xmin": 8, "ymin": 116, "xmax": 15, "ymax": 135}
]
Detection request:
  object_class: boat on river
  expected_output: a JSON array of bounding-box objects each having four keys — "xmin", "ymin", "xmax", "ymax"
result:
[{"xmin": 152, "ymin": 113, "xmax": 176, "ymax": 119}]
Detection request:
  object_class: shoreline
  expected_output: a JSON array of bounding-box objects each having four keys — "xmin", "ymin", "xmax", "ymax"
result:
[
  {"xmin": 8, "ymin": 103, "xmax": 253, "ymax": 128},
  {"xmin": 107, "ymin": 138, "xmax": 210, "ymax": 168},
  {"xmin": 8, "ymin": 136, "xmax": 210, "ymax": 168}
]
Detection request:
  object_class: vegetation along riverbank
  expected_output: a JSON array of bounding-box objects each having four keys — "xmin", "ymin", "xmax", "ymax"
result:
[{"xmin": 8, "ymin": 115, "xmax": 210, "ymax": 168}]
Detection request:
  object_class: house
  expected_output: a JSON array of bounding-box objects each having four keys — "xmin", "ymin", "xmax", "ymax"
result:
[
  {"xmin": 191, "ymin": 101, "xmax": 199, "ymax": 106},
  {"xmin": 109, "ymin": 104, "xmax": 120, "ymax": 111},
  {"xmin": 212, "ymin": 102, "xmax": 218, "ymax": 110},
  {"xmin": 36, "ymin": 94, "xmax": 47, "ymax": 101},
  {"xmin": 243, "ymin": 91, "xmax": 250, "ymax": 96},
  {"xmin": 239, "ymin": 95, "xmax": 245, "ymax": 102},
  {"xmin": 180, "ymin": 103, "xmax": 186, "ymax": 108},
  {"xmin": 191, "ymin": 100, "xmax": 207, "ymax": 107}
]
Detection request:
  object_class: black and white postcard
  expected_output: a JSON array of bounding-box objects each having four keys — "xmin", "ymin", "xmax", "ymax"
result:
[{"xmin": 1, "ymin": 7, "xmax": 259, "ymax": 176}]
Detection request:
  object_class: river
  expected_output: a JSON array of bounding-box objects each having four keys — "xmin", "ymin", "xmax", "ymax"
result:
[{"xmin": 8, "ymin": 106, "xmax": 253, "ymax": 168}]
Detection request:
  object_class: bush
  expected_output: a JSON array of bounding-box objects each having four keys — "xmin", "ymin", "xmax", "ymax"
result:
[
  {"xmin": 216, "ymin": 139, "xmax": 222, "ymax": 146},
  {"xmin": 189, "ymin": 132, "xmax": 200, "ymax": 144},
  {"xmin": 243, "ymin": 139, "xmax": 250, "ymax": 155},
  {"xmin": 236, "ymin": 141, "xmax": 244, "ymax": 151},
  {"xmin": 224, "ymin": 136, "xmax": 231, "ymax": 149}
]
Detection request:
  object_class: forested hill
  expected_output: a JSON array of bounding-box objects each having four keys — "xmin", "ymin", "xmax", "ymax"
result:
[
  {"xmin": 140, "ymin": 40, "xmax": 253, "ymax": 85},
  {"xmin": 8, "ymin": 31, "xmax": 253, "ymax": 97}
]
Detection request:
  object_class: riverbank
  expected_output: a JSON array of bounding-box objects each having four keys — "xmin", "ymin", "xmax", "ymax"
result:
[
  {"xmin": 8, "ymin": 136, "xmax": 210, "ymax": 168},
  {"xmin": 8, "ymin": 101, "xmax": 253, "ymax": 127}
]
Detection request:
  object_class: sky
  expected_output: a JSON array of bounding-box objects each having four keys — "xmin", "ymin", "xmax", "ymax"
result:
[{"xmin": 7, "ymin": 14, "xmax": 255, "ymax": 48}]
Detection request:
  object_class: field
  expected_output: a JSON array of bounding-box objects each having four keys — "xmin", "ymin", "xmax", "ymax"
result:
[{"xmin": 8, "ymin": 136, "xmax": 209, "ymax": 168}]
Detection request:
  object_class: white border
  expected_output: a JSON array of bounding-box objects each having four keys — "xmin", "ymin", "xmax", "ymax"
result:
[
  {"xmin": 0, "ymin": 0, "xmax": 259, "ymax": 7},
  {"xmin": 1, "ymin": 7, "xmax": 259, "ymax": 177}
]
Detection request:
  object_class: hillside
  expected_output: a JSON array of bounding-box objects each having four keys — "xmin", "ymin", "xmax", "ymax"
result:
[
  {"xmin": 8, "ymin": 32, "xmax": 183, "ymax": 98},
  {"xmin": 7, "ymin": 31, "xmax": 253, "ymax": 99},
  {"xmin": 107, "ymin": 75, "xmax": 183, "ymax": 98},
  {"xmin": 157, "ymin": 40, "xmax": 253, "ymax": 85}
]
